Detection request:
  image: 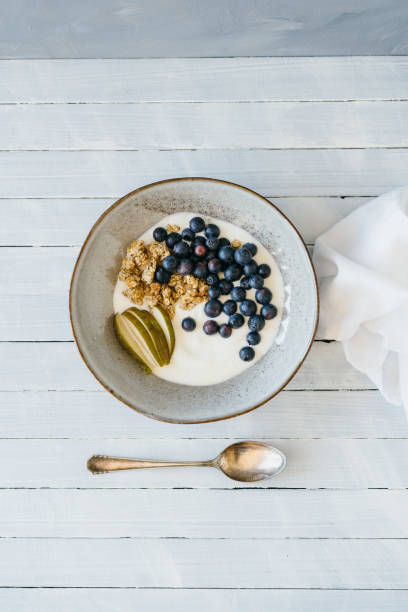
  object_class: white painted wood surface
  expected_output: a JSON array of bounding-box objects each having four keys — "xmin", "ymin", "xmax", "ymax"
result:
[
  {"xmin": 2, "ymin": 149, "xmax": 408, "ymax": 197},
  {"xmin": 0, "ymin": 197, "xmax": 369, "ymax": 246},
  {"xmin": 1, "ymin": 58, "xmax": 407, "ymax": 102},
  {"xmin": 1, "ymin": 57, "xmax": 408, "ymax": 610},
  {"xmin": 3, "ymin": 438, "xmax": 408, "ymax": 489},
  {"xmin": 4, "ymin": 101, "xmax": 408, "ymax": 150},
  {"xmin": 1, "ymin": 589, "xmax": 407, "ymax": 612},
  {"xmin": 2, "ymin": 538, "xmax": 408, "ymax": 588}
]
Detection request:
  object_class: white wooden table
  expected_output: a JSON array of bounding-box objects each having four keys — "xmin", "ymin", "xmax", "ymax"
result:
[{"xmin": 1, "ymin": 57, "xmax": 408, "ymax": 611}]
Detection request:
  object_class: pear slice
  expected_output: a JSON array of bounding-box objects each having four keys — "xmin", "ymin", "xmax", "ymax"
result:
[
  {"xmin": 151, "ymin": 305, "xmax": 175, "ymax": 356},
  {"xmin": 126, "ymin": 307, "xmax": 170, "ymax": 366},
  {"xmin": 113, "ymin": 312, "xmax": 158, "ymax": 374}
]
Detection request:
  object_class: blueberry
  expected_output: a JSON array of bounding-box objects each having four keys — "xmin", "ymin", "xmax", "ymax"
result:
[
  {"xmin": 153, "ymin": 227, "xmax": 167, "ymax": 242},
  {"xmin": 243, "ymin": 260, "xmax": 257, "ymax": 276},
  {"xmin": 240, "ymin": 276, "xmax": 251, "ymax": 289},
  {"xmin": 177, "ymin": 258, "xmax": 194, "ymax": 275},
  {"xmin": 203, "ymin": 320, "xmax": 219, "ymax": 335},
  {"xmin": 182, "ymin": 317, "xmax": 196, "ymax": 331},
  {"xmin": 261, "ymin": 304, "xmax": 278, "ymax": 320},
  {"xmin": 206, "ymin": 273, "xmax": 219, "ymax": 286},
  {"xmin": 194, "ymin": 244, "xmax": 207, "ymax": 258},
  {"xmin": 248, "ymin": 314, "xmax": 265, "ymax": 332},
  {"xmin": 247, "ymin": 331, "xmax": 261, "ymax": 345},
  {"xmin": 155, "ymin": 267, "xmax": 170, "ymax": 284},
  {"xmin": 218, "ymin": 279, "xmax": 233, "ymax": 295},
  {"xmin": 166, "ymin": 232, "xmax": 181, "ymax": 248},
  {"xmin": 255, "ymin": 287, "xmax": 272, "ymax": 304},
  {"xmin": 193, "ymin": 261, "xmax": 208, "ymax": 279},
  {"xmin": 190, "ymin": 217, "xmax": 205, "ymax": 233},
  {"xmin": 229, "ymin": 313, "xmax": 245, "ymax": 328},
  {"xmin": 239, "ymin": 346, "xmax": 255, "ymax": 361},
  {"xmin": 231, "ymin": 286, "xmax": 246, "ymax": 302},
  {"xmin": 223, "ymin": 300, "xmax": 237, "ymax": 315},
  {"xmin": 258, "ymin": 263, "xmax": 271, "ymax": 279},
  {"xmin": 192, "ymin": 235, "xmax": 206, "ymax": 247},
  {"xmin": 173, "ymin": 240, "xmax": 190, "ymax": 257},
  {"xmin": 205, "ymin": 223, "xmax": 220, "ymax": 239},
  {"xmin": 234, "ymin": 247, "xmax": 252, "ymax": 266},
  {"xmin": 218, "ymin": 237, "xmax": 230, "ymax": 248},
  {"xmin": 181, "ymin": 227, "xmax": 195, "ymax": 241},
  {"xmin": 206, "ymin": 238, "xmax": 219, "ymax": 251},
  {"xmin": 218, "ymin": 245, "xmax": 235, "ymax": 263},
  {"xmin": 240, "ymin": 299, "xmax": 256, "ymax": 317},
  {"xmin": 224, "ymin": 263, "xmax": 243, "ymax": 282},
  {"xmin": 249, "ymin": 273, "xmax": 264, "ymax": 289},
  {"xmin": 208, "ymin": 258, "xmax": 222, "ymax": 273},
  {"xmin": 219, "ymin": 324, "xmax": 232, "ymax": 338},
  {"xmin": 206, "ymin": 250, "xmax": 217, "ymax": 261},
  {"xmin": 204, "ymin": 299, "xmax": 223, "ymax": 318},
  {"xmin": 208, "ymin": 286, "xmax": 221, "ymax": 299},
  {"xmin": 243, "ymin": 242, "xmax": 257, "ymax": 256},
  {"xmin": 162, "ymin": 255, "xmax": 178, "ymax": 272}
]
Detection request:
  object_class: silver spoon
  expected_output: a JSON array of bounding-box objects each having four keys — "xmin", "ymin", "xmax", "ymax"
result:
[{"xmin": 87, "ymin": 441, "xmax": 286, "ymax": 482}]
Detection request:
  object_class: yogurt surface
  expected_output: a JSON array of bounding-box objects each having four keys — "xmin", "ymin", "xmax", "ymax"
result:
[{"xmin": 113, "ymin": 213, "xmax": 284, "ymax": 386}]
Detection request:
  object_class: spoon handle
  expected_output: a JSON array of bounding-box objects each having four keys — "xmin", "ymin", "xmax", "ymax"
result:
[{"xmin": 87, "ymin": 455, "xmax": 213, "ymax": 474}]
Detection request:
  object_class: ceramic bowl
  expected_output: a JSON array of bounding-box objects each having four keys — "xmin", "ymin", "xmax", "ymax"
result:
[{"xmin": 70, "ymin": 177, "xmax": 318, "ymax": 423}]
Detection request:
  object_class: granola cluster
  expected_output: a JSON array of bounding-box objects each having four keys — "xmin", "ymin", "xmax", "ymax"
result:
[{"xmin": 118, "ymin": 224, "xmax": 208, "ymax": 318}]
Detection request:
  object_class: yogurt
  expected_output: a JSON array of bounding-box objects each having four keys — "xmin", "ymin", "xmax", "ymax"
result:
[{"xmin": 113, "ymin": 213, "xmax": 284, "ymax": 386}]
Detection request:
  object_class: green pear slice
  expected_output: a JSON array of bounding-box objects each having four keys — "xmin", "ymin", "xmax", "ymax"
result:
[
  {"xmin": 152, "ymin": 305, "xmax": 175, "ymax": 356},
  {"xmin": 126, "ymin": 307, "xmax": 170, "ymax": 366},
  {"xmin": 113, "ymin": 313, "xmax": 158, "ymax": 374}
]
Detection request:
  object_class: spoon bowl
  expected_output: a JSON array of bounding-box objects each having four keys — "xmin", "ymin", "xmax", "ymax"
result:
[
  {"xmin": 87, "ymin": 440, "xmax": 286, "ymax": 482},
  {"xmin": 216, "ymin": 441, "xmax": 286, "ymax": 482}
]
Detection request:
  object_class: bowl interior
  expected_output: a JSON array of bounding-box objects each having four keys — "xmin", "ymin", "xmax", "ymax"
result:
[{"xmin": 70, "ymin": 178, "xmax": 318, "ymax": 423}]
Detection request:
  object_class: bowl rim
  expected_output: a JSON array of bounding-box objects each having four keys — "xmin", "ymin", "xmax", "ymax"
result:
[{"xmin": 69, "ymin": 176, "xmax": 319, "ymax": 424}]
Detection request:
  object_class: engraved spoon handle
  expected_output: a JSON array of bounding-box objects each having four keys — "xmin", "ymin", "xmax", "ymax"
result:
[{"xmin": 87, "ymin": 455, "xmax": 213, "ymax": 474}]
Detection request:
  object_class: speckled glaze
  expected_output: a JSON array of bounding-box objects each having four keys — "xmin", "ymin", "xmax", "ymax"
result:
[{"xmin": 70, "ymin": 177, "xmax": 318, "ymax": 424}]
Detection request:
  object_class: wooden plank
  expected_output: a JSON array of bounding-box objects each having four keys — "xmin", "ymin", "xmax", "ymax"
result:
[
  {"xmin": 1, "ymin": 2, "xmax": 407, "ymax": 59},
  {"xmin": 1, "ymin": 58, "xmax": 408, "ymax": 103},
  {"xmin": 2, "ymin": 149, "xmax": 406, "ymax": 198},
  {"xmin": 0, "ymin": 198, "xmax": 112, "ymax": 246},
  {"xmin": 3, "ymin": 102, "xmax": 408, "ymax": 150},
  {"xmin": 0, "ymin": 197, "xmax": 370, "ymax": 246},
  {"xmin": 2, "ymin": 489, "xmax": 408, "ymax": 538},
  {"xmin": 1, "ymin": 588, "xmax": 407, "ymax": 612},
  {"xmin": 1, "ymin": 438, "xmax": 406, "ymax": 489},
  {"xmin": 0, "ymin": 247, "xmax": 77, "ymax": 341},
  {"xmin": 1, "ymin": 538, "xmax": 408, "ymax": 588},
  {"xmin": 1, "ymin": 390, "xmax": 402, "ymax": 439},
  {"xmin": 3, "ymin": 58, "xmax": 408, "ymax": 102},
  {"xmin": 0, "ymin": 341, "xmax": 373, "ymax": 391}
]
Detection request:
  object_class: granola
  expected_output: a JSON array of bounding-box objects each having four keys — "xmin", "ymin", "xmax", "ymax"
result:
[{"xmin": 118, "ymin": 239, "xmax": 208, "ymax": 318}]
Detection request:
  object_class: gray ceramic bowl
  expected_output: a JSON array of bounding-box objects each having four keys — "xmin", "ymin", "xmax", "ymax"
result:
[{"xmin": 70, "ymin": 177, "xmax": 318, "ymax": 423}]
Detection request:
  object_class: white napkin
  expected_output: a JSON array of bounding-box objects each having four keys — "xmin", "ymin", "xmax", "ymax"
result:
[{"xmin": 312, "ymin": 187, "xmax": 408, "ymax": 413}]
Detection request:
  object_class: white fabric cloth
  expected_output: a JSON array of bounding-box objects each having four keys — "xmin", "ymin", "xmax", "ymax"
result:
[{"xmin": 312, "ymin": 187, "xmax": 408, "ymax": 413}]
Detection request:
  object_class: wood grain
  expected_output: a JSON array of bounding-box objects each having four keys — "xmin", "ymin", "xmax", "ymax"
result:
[
  {"xmin": 1, "ymin": 588, "xmax": 407, "ymax": 612},
  {"xmin": 3, "ymin": 102, "xmax": 408, "ymax": 150},
  {"xmin": 1, "ymin": 58, "xmax": 408, "ymax": 102},
  {"xmin": 1, "ymin": 390, "xmax": 402, "ymax": 439},
  {"xmin": 1, "ymin": 537, "xmax": 408, "ymax": 587},
  {"xmin": 0, "ymin": 342, "xmax": 373, "ymax": 391},
  {"xmin": 1, "ymin": 438, "xmax": 407, "ymax": 489},
  {"xmin": 2, "ymin": 149, "xmax": 406, "ymax": 198},
  {"xmin": 2, "ymin": 489, "xmax": 408, "ymax": 537},
  {"xmin": 0, "ymin": 197, "xmax": 370, "ymax": 246},
  {"xmin": 1, "ymin": 2, "xmax": 407, "ymax": 58}
]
